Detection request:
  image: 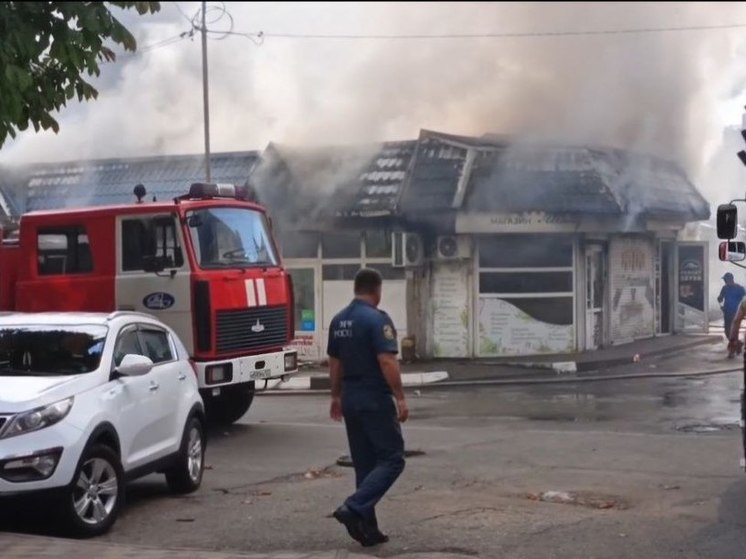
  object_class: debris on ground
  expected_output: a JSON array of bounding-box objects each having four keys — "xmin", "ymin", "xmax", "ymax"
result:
[
  {"xmin": 300, "ymin": 467, "xmax": 341, "ymax": 480},
  {"xmin": 525, "ymin": 490, "xmax": 628, "ymax": 510},
  {"xmin": 304, "ymin": 468, "xmax": 324, "ymax": 479}
]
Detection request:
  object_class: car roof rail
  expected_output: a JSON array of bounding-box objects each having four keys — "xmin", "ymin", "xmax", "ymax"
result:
[{"xmin": 106, "ymin": 310, "xmax": 157, "ymax": 322}]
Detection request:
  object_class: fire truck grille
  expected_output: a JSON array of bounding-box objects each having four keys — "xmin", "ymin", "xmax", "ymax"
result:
[{"xmin": 216, "ymin": 306, "xmax": 288, "ymax": 354}]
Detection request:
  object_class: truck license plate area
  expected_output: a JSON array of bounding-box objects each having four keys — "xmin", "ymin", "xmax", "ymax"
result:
[{"xmin": 249, "ymin": 369, "xmax": 272, "ymax": 380}]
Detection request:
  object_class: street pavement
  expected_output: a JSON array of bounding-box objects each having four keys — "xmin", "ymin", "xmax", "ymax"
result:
[{"xmin": 3, "ymin": 343, "xmax": 746, "ymax": 558}]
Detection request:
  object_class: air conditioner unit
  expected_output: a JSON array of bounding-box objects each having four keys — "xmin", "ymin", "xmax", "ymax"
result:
[
  {"xmin": 435, "ymin": 235, "xmax": 471, "ymax": 260},
  {"xmin": 392, "ymin": 232, "xmax": 424, "ymax": 267}
]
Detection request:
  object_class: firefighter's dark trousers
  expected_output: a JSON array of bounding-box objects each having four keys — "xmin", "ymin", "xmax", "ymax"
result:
[{"xmin": 342, "ymin": 390, "xmax": 405, "ymax": 526}]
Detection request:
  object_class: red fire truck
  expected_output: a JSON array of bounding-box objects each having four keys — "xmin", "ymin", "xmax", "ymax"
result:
[{"xmin": 0, "ymin": 182, "xmax": 298, "ymax": 424}]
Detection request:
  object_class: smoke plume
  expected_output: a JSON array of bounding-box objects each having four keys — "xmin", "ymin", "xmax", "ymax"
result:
[{"xmin": 1, "ymin": 1, "xmax": 746, "ymax": 196}]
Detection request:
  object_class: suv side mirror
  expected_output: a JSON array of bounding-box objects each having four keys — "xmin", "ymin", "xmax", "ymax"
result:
[
  {"xmin": 143, "ymin": 255, "xmax": 166, "ymax": 273},
  {"xmin": 717, "ymin": 204, "xmax": 738, "ymax": 239},
  {"xmin": 719, "ymin": 241, "xmax": 746, "ymax": 262},
  {"xmin": 116, "ymin": 354, "xmax": 154, "ymax": 377}
]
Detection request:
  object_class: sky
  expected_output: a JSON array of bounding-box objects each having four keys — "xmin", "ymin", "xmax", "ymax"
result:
[{"xmin": 3, "ymin": 1, "xmax": 746, "ymax": 204}]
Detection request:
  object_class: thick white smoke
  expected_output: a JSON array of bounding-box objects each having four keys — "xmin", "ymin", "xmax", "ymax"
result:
[{"xmin": 1, "ymin": 1, "xmax": 746, "ymax": 192}]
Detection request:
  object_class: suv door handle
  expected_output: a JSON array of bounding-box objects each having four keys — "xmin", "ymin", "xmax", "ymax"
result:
[
  {"xmin": 149, "ymin": 381, "xmax": 160, "ymax": 391},
  {"xmin": 177, "ymin": 373, "xmax": 187, "ymax": 381}
]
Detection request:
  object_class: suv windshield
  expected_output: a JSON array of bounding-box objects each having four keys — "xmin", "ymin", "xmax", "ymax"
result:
[
  {"xmin": 0, "ymin": 325, "xmax": 107, "ymax": 376},
  {"xmin": 187, "ymin": 207, "xmax": 279, "ymax": 269}
]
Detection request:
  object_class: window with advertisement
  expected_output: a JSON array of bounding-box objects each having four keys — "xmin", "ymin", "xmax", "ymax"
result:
[
  {"xmin": 287, "ymin": 267, "xmax": 319, "ymax": 361},
  {"xmin": 676, "ymin": 242, "xmax": 708, "ymax": 333}
]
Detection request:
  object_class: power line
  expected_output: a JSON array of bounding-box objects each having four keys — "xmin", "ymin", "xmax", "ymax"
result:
[
  {"xmin": 100, "ymin": 9, "xmax": 746, "ymax": 65},
  {"xmin": 135, "ymin": 32, "xmax": 192, "ymax": 53},
  {"xmin": 220, "ymin": 29, "xmax": 264, "ymax": 45},
  {"xmin": 233, "ymin": 21, "xmax": 746, "ymax": 42},
  {"xmin": 100, "ymin": 3, "xmax": 233, "ymax": 66},
  {"xmin": 173, "ymin": 2, "xmax": 195, "ymax": 25},
  {"xmin": 101, "ymin": 31, "xmax": 193, "ymax": 64}
]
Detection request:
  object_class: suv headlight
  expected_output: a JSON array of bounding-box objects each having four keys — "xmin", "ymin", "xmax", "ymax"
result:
[{"xmin": 1, "ymin": 397, "xmax": 74, "ymax": 439}]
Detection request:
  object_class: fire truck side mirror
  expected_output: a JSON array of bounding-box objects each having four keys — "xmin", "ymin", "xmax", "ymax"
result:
[
  {"xmin": 187, "ymin": 215, "xmax": 203, "ymax": 228},
  {"xmin": 143, "ymin": 255, "xmax": 166, "ymax": 273},
  {"xmin": 719, "ymin": 241, "xmax": 746, "ymax": 262},
  {"xmin": 717, "ymin": 204, "xmax": 738, "ymax": 239}
]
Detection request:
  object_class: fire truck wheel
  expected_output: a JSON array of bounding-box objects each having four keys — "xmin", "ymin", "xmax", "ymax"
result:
[
  {"xmin": 205, "ymin": 383, "xmax": 255, "ymax": 425},
  {"xmin": 165, "ymin": 417, "xmax": 206, "ymax": 494}
]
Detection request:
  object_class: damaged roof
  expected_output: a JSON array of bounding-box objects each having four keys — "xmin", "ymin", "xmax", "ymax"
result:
[
  {"xmin": 250, "ymin": 140, "xmax": 416, "ymax": 225},
  {"xmin": 1, "ymin": 151, "xmax": 259, "ymax": 213},
  {"xmin": 0, "ymin": 130, "xmax": 709, "ymax": 228},
  {"xmin": 401, "ymin": 130, "xmax": 710, "ymax": 221}
]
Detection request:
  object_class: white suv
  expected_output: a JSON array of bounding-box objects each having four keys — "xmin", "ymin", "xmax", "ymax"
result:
[{"xmin": 0, "ymin": 312, "xmax": 206, "ymax": 537}]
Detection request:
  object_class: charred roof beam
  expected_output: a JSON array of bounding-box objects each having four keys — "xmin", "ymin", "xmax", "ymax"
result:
[{"xmin": 451, "ymin": 148, "xmax": 477, "ymax": 210}]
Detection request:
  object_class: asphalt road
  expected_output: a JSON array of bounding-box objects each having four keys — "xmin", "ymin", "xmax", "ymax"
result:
[{"xmin": 4, "ymin": 364, "xmax": 746, "ymax": 559}]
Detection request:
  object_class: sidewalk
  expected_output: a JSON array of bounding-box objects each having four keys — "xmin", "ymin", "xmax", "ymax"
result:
[
  {"xmin": 265, "ymin": 333, "xmax": 722, "ymax": 392},
  {"xmin": 0, "ymin": 533, "xmax": 472, "ymax": 559}
]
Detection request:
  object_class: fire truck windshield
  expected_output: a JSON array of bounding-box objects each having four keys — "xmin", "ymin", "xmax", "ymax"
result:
[
  {"xmin": 0, "ymin": 325, "xmax": 107, "ymax": 376},
  {"xmin": 186, "ymin": 207, "xmax": 279, "ymax": 269}
]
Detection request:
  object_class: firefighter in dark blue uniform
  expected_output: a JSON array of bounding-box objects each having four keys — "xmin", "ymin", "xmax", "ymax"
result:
[{"xmin": 327, "ymin": 268, "xmax": 408, "ymax": 547}]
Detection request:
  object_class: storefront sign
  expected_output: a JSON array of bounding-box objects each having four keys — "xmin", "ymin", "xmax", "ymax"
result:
[
  {"xmin": 289, "ymin": 334, "xmax": 318, "ymax": 361},
  {"xmin": 676, "ymin": 243, "xmax": 707, "ymax": 332},
  {"xmin": 678, "ymin": 247, "xmax": 705, "ymax": 312},
  {"xmin": 431, "ymin": 262, "xmax": 469, "ymax": 357},
  {"xmin": 478, "ymin": 298, "xmax": 574, "ymax": 356},
  {"xmin": 300, "ymin": 309, "xmax": 315, "ymax": 331},
  {"xmin": 456, "ymin": 212, "xmax": 578, "ymax": 233},
  {"xmin": 609, "ymin": 237, "xmax": 655, "ymax": 340}
]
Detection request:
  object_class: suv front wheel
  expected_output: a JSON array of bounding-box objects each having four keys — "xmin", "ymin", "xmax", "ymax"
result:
[
  {"xmin": 165, "ymin": 416, "xmax": 205, "ymax": 494},
  {"xmin": 62, "ymin": 444, "xmax": 124, "ymax": 537}
]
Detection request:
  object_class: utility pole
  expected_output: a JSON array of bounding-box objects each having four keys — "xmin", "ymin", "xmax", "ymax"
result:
[{"xmin": 201, "ymin": 0, "xmax": 212, "ymax": 182}]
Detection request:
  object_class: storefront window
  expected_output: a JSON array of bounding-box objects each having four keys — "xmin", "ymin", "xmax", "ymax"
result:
[
  {"xmin": 479, "ymin": 271, "xmax": 573, "ymax": 294},
  {"xmin": 289, "ymin": 268, "xmax": 316, "ymax": 332},
  {"xmin": 321, "ymin": 232, "xmax": 361, "ymax": 259},
  {"xmin": 478, "ymin": 235, "xmax": 576, "ymax": 356},
  {"xmin": 373, "ymin": 264, "xmax": 405, "ymax": 280},
  {"xmin": 364, "ymin": 230, "xmax": 391, "ymax": 258},
  {"xmin": 278, "ymin": 231, "xmax": 318, "ymax": 259},
  {"xmin": 322, "ymin": 264, "xmax": 360, "ymax": 280},
  {"xmin": 479, "ymin": 235, "xmax": 573, "ymax": 268}
]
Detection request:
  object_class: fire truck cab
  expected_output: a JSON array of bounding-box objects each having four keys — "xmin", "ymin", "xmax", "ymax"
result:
[{"xmin": 0, "ymin": 183, "xmax": 298, "ymax": 424}]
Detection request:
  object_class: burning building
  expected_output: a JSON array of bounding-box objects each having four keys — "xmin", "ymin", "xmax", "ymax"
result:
[{"xmin": 0, "ymin": 128, "xmax": 711, "ymax": 361}]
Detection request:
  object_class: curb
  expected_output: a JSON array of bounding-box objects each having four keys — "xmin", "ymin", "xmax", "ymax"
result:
[
  {"xmin": 425, "ymin": 365, "xmax": 742, "ymax": 388},
  {"xmin": 486, "ymin": 336, "xmax": 719, "ymax": 373}
]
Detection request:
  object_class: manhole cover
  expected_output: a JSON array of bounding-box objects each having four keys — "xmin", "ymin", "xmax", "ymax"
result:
[{"xmin": 337, "ymin": 449, "xmax": 426, "ymax": 468}]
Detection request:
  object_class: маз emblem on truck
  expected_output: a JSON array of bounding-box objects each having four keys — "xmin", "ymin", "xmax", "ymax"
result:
[{"xmin": 143, "ymin": 292, "xmax": 176, "ymax": 310}]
